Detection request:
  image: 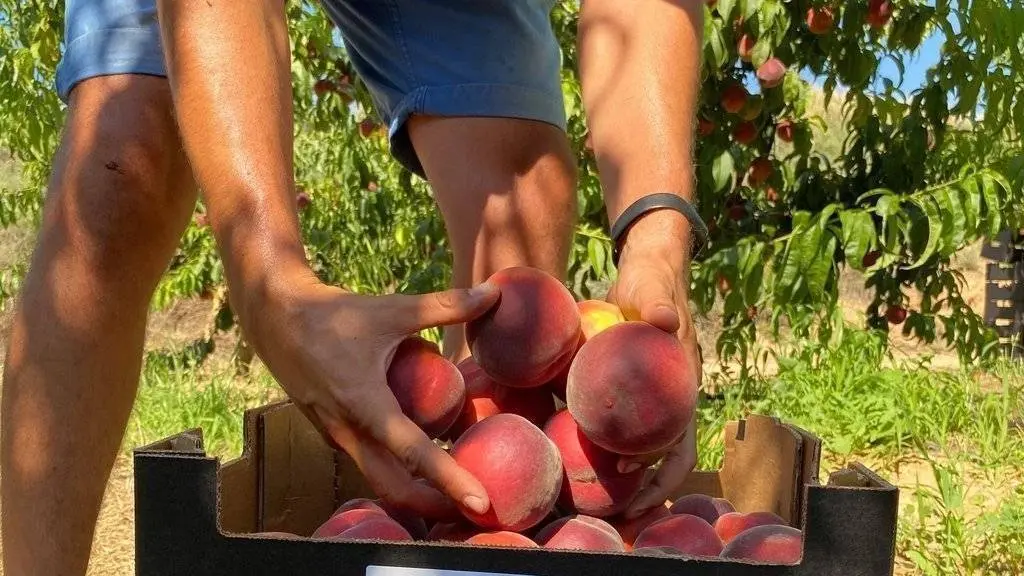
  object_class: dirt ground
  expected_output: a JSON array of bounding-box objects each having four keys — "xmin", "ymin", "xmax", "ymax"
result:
[{"xmin": 0, "ymin": 238, "xmax": 1000, "ymax": 575}]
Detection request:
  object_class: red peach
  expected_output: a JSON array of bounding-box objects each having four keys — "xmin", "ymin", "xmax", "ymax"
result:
[
  {"xmin": 534, "ymin": 515, "xmax": 626, "ymax": 552},
  {"xmin": 721, "ymin": 524, "xmax": 804, "ymax": 564},
  {"xmin": 670, "ymin": 494, "xmax": 736, "ymax": 525},
  {"xmin": 464, "ymin": 531, "xmax": 539, "ymax": 548},
  {"xmin": 714, "ymin": 511, "xmax": 787, "ymax": 544},
  {"xmin": 313, "ymin": 508, "xmax": 389, "ymax": 538},
  {"xmin": 544, "ymin": 409, "xmax": 645, "ymax": 518},
  {"xmin": 451, "ymin": 414, "xmax": 563, "ymax": 532},
  {"xmin": 328, "ymin": 516, "xmax": 413, "ymax": 542},
  {"xmin": 757, "ymin": 58, "xmax": 787, "ymax": 89},
  {"xmin": 445, "ymin": 357, "xmax": 556, "ymax": 441},
  {"xmin": 747, "ymin": 157, "xmax": 773, "ymax": 187},
  {"xmin": 386, "ymin": 336, "xmax": 466, "ymax": 438},
  {"xmin": 737, "ymin": 35, "xmax": 755, "ymax": 62},
  {"xmin": 721, "ymin": 84, "xmax": 748, "ymax": 114},
  {"xmin": 466, "ymin": 267, "xmax": 582, "ymax": 388},
  {"xmin": 733, "ymin": 121, "xmax": 757, "ymax": 145},
  {"xmin": 806, "ymin": 7, "xmax": 834, "ymax": 35},
  {"xmin": 566, "ymin": 322, "xmax": 698, "ymax": 456},
  {"xmin": 634, "ymin": 514, "xmax": 724, "ymax": 557},
  {"xmin": 610, "ymin": 504, "xmax": 672, "ymax": 551}
]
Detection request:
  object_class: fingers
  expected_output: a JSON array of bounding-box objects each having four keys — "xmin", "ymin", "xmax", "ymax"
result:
[
  {"xmin": 390, "ymin": 282, "xmax": 500, "ymax": 333},
  {"xmin": 622, "ymin": 432, "xmax": 697, "ymax": 520},
  {"xmin": 616, "ymin": 269, "xmax": 680, "ymax": 334},
  {"xmin": 616, "ymin": 447, "xmax": 668, "ymax": 475},
  {"xmin": 337, "ymin": 384, "xmax": 491, "ymax": 516}
]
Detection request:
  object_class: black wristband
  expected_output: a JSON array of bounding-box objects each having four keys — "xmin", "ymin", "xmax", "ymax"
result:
[{"xmin": 609, "ymin": 193, "xmax": 708, "ymax": 266}]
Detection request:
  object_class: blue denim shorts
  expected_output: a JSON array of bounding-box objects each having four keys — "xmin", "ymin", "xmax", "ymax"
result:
[{"xmin": 56, "ymin": 0, "xmax": 567, "ymax": 176}]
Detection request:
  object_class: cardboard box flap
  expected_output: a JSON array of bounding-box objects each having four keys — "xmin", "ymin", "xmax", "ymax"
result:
[
  {"xmin": 134, "ymin": 428, "xmax": 205, "ymax": 455},
  {"xmin": 719, "ymin": 414, "xmax": 804, "ymax": 524},
  {"xmin": 257, "ymin": 401, "xmax": 337, "ymax": 535}
]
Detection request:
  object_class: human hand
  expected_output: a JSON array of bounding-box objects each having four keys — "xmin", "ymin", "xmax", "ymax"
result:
[
  {"xmin": 605, "ymin": 209, "xmax": 702, "ymax": 520},
  {"xmin": 241, "ymin": 272, "xmax": 501, "ymax": 521}
]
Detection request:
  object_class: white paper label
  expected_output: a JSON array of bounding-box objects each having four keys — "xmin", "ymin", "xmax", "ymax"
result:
[{"xmin": 367, "ymin": 566, "xmax": 537, "ymax": 576}]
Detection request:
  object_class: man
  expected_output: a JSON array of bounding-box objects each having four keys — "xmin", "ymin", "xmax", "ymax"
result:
[{"xmin": 1, "ymin": 0, "xmax": 705, "ymax": 573}]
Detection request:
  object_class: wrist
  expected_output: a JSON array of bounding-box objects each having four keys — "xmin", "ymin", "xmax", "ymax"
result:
[{"xmin": 610, "ymin": 193, "xmax": 704, "ymax": 267}]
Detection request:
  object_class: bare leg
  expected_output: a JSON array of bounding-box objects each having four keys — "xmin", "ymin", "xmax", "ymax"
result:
[
  {"xmin": 1, "ymin": 75, "xmax": 197, "ymax": 576},
  {"xmin": 407, "ymin": 117, "xmax": 578, "ymax": 361}
]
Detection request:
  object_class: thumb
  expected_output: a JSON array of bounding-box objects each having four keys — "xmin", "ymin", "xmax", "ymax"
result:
[
  {"xmin": 391, "ymin": 282, "xmax": 500, "ymax": 333},
  {"xmin": 628, "ymin": 277, "xmax": 680, "ymax": 334}
]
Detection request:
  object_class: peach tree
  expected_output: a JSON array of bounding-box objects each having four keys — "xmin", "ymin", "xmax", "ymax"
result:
[{"xmin": 1, "ymin": 0, "xmax": 1022, "ymax": 367}]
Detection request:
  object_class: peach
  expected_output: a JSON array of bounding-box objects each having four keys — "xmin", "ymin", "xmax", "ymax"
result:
[
  {"xmin": 721, "ymin": 84, "xmax": 748, "ymax": 114},
  {"xmin": 806, "ymin": 7, "xmax": 834, "ymax": 34},
  {"xmin": 446, "ymin": 357, "xmax": 556, "ymax": 441},
  {"xmin": 733, "ymin": 121, "xmax": 757, "ymax": 145},
  {"xmin": 610, "ymin": 504, "xmax": 672, "ymax": 551},
  {"xmin": 867, "ymin": 0, "xmax": 893, "ymax": 29},
  {"xmin": 776, "ymin": 119, "xmax": 795, "ymax": 142},
  {"xmin": 634, "ymin": 514, "xmax": 724, "ymax": 557},
  {"xmin": 333, "ymin": 498, "xmax": 386, "ymax": 516},
  {"xmin": 426, "ymin": 521, "xmax": 480, "ymax": 543},
  {"xmin": 669, "ymin": 494, "xmax": 735, "ymax": 525},
  {"xmin": 386, "ymin": 336, "xmax": 466, "ymax": 438},
  {"xmin": 737, "ymin": 34, "xmax": 755, "ymax": 62},
  {"xmin": 720, "ymin": 524, "xmax": 803, "ymax": 564},
  {"xmin": 328, "ymin": 516, "xmax": 413, "ymax": 542},
  {"xmin": 698, "ymin": 117, "xmax": 716, "ymax": 137},
  {"xmin": 464, "ymin": 531, "xmax": 539, "ymax": 548},
  {"xmin": 374, "ymin": 498, "xmax": 428, "ymax": 540},
  {"xmin": 714, "ymin": 511, "xmax": 787, "ymax": 544},
  {"xmin": 543, "ymin": 409, "xmax": 644, "ymax": 517},
  {"xmin": 313, "ymin": 508, "xmax": 389, "ymax": 538},
  {"xmin": 451, "ymin": 413, "xmax": 563, "ymax": 532},
  {"xmin": 465, "ymin": 267, "xmax": 582, "ymax": 388},
  {"xmin": 577, "ymin": 300, "xmax": 626, "ymax": 340},
  {"xmin": 757, "ymin": 58, "xmax": 787, "ymax": 89},
  {"xmin": 566, "ymin": 322, "xmax": 698, "ymax": 456},
  {"xmin": 534, "ymin": 515, "xmax": 626, "ymax": 552},
  {"xmin": 747, "ymin": 157, "xmax": 773, "ymax": 187}
]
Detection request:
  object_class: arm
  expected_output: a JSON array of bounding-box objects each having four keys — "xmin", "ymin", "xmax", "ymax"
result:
[
  {"xmin": 578, "ymin": 0, "xmax": 705, "ymax": 518},
  {"xmin": 154, "ymin": 0, "xmax": 493, "ymax": 519}
]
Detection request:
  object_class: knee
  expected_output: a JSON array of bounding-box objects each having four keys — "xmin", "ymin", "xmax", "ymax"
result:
[{"xmin": 43, "ymin": 76, "xmax": 195, "ymax": 281}]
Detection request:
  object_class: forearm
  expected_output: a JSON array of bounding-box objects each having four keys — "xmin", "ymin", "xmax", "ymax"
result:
[
  {"xmin": 579, "ymin": 0, "xmax": 704, "ymax": 233},
  {"xmin": 156, "ymin": 0, "xmax": 314, "ymax": 323}
]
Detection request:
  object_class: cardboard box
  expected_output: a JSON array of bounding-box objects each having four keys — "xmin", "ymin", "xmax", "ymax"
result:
[{"xmin": 133, "ymin": 401, "xmax": 899, "ymax": 575}]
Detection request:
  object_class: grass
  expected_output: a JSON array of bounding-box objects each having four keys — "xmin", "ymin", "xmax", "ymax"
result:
[{"xmin": 119, "ymin": 324, "xmax": 1024, "ymax": 574}]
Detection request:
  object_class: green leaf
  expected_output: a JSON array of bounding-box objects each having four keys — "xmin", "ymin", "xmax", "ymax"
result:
[
  {"xmin": 839, "ymin": 209, "xmax": 876, "ymax": 269},
  {"xmin": 959, "ymin": 179, "xmax": 981, "ymax": 237},
  {"xmin": 935, "ymin": 186, "xmax": 965, "ymax": 254},
  {"xmin": 712, "ymin": 150, "xmax": 735, "ymax": 193},
  {"xmin": 751, "ymin": 38, "xmax": 772, "ymax": 68},
  {"xmin": 717, "ymin": 0, "xmax": 738, "ymax": 21},
  {"xmin": 907, "ymin": 196, "xmax": 942, "ymax": 269},
  {"xmin": 743, "ymin": 0, "xmax": 762, "ymax": 21},
  {"xmin": 804, "ymin": 231, "xmax": 837, "ymax": 301},
  {"xmin": 978, "ymin": 173, "xmax": 1003, "ymax": 237}
]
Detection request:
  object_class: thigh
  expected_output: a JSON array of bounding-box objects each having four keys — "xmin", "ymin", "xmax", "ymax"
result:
[
  {"xmin": 56, "ymin": 0, "xmax": 167, "ymax": 102},
  {"xmin": 323, "ymin": 0, "xmax": 567, "ymax": 178},
  {"xmin": 408, "ymin": 115, "xmax": 578, "ymax": 359}
]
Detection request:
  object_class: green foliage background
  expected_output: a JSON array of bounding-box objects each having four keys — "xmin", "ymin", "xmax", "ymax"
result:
[{"xmin": 1, "ymin": 0, "xmax": 1023, "ymax": 365}]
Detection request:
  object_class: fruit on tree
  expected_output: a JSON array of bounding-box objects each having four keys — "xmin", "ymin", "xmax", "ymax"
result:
[
  {"xmin": 716, "ymin": 273, "xmax": 731, "ymax": 294},
  {"xmin": 359, "ymin": 118, "xmax": 378, "ymax": 138},
  {"xmin": 757, "ymin": 58, "xmax": 787, "ymax": 89},
  {"xmin": 867, "ymin": 0, "xmax": 893, "ymax": 29},
  {"xmin": 714, "ymin": 511, "xmax": 787, "ymax": 544},
  {"xmin": 886, "ymin": 305, "xmax": 907, "ymax": 325},
  {"xmin": 776, "ymin": 119, "xmax": 795, "ymax": 142},
  {"xmin": 721, "ymin": 84, "xmax": 748, "ymax": 114},
  {"xmin": 669, "ymin": 494, "xmax": 736, "ymax": 525},
  {"xmin": 313, "ymin": 78, "xmax": 334, "ymax": 97},
  {"xmin": 698, "ymin": 116, "xmax": 716, "ymax": 137},
  {"xmin": 747, "ymin": 157, "xmax": 773, "ymax": 187},
  {"xmin": 445, "ymin": 357, "xmax": 555, "ymax": 441},
  {"xmin": 296, "ymin": 191, "xmax": 311, "ymax": 210},
  {"xmin": 728, "ymin": 204, "xmax": 748, "ymax": 222},
  {"xmin": 534, "ymin": 515, "xmax": 626, "ymax": 552},
  {"xmin": 466, "ymin": 266, "xmax": 581, "ymax": 388},
  {"xmin": 732, "ymin": 121, "xmax": 757, "ymax": 145},
  {"xmin": 737, "ymin": 34, "xmax": 755, "ymax": 62},
  {"xmin": 740, "ymin": 96, "xmax": 764, "ymax": 121},
  {"xmin": 386, "ymin": 336, "xmax": 466, "ymax": 438},
  {"xmin": 862, "ymin": 250, "xmax": 881, "ymax": 268},
  {"xmin": 544, "ymin": 409, "xmax": 644, "ymax": 517},
  {"xmin": 720, "ymin": 525, "xmax": 804, "ymax": 564},
  {"xmin": 806, "ymin": 7, "xmax": 835, "ymax": 35},
  {"xmin": 765, "ymin": 187, "xmax": 779, "ymax": 204},
  {"xmin": 566, "ymin": 321, "xmax": 698, "ymax": 456},
  {"xmin": 634, "ymin": 514, "xmax": 724, "ymax": 557},
  {"xmin": 451, "ymin": 413, "xmax": 563, "ymax": 532}
]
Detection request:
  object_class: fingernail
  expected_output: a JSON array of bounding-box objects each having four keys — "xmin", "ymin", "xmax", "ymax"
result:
[
  {"xmin": 462, "ymin": 495, "xmax": 488, "ymax": 514},
  {"xmin": 468, "ymin": 282, "xmax": 497, "ymax": 299},
  {"xmin": 619, "ymin": 462, "xmax": 643, "ymax": 474}
]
